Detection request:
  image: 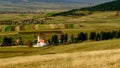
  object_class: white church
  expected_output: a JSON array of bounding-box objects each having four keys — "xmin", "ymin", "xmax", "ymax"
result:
[{"xmin": 33, "ymin": 33, "xmax": 48, "ymax": 47}]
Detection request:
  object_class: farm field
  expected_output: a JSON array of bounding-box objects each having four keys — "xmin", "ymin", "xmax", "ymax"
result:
[{"xmin": 0, "ymin": 11, "xmax": 120, "ymax": 42}]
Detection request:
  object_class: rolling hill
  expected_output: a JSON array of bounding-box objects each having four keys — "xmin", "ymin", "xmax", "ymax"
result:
[{"xmin": 52, "ymin": 0, "xmax": 119, "ymax": 16}]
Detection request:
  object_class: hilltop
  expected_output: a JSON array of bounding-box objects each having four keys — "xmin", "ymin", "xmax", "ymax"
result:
[{"xmin": 52, "ymin": 0, "xmax": 119, "ymax": 16}]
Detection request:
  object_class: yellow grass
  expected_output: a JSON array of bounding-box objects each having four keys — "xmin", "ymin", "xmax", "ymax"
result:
[{"xmin": 0, "ymin": 49, "xmax": 120, "ymax": 68}]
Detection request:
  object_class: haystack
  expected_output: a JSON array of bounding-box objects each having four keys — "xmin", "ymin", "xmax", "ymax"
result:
[
  {"xmin": 34, "ymin": 24, "xmax": 39, "ymax": 30},
  {"xmin": 0, "ymin": 25, "xmax": 3, "ymax": 32},
  {"xmin": 0, "ymin": 27, "xmax": 2, "ymax": 32},
  {"xmin": 49, "ymin": 24, "xmax": 60, "ymax": 29},
  {"xmin": 15, "ymin": 25, "xmax": 25, "ymax": 31},
  {"xmin": 65, "ymin": 24, "xmax": 69, "ymax": 29},
  {"xmin": 65, "ymin": 24, "xmax": 75, "ymax": 29},
  {"xmin": 11, "ymin": 26, "xmax": 16, "ymax": 31},
  {"xmin": 74, "ymin": 24, "xmax": 80, "ymax": 29},
  {"xmin": 58, "ymin": 24, "xmax": 65, "ymax": 29}
]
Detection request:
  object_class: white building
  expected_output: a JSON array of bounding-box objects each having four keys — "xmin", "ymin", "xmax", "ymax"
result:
[{"xmin": 33, "ymin": 33, "xmax": 48, "ymax": 47}]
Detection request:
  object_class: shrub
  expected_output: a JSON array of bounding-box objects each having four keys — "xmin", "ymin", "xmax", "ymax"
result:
[
  {"xmin": 2, "ymin": 37, "xmax": 14, "ymax": 46},
  {"xmin": 26, "ymin": 40, "xmax": 33, "ymax": 47}
]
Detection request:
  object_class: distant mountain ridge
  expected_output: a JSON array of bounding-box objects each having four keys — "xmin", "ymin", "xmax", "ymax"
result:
[
  {"xmin": 0, "ymin": 0, "xmax": 113, "ymax": 11},
  {"xmin": 0, "ymin": 0, "xmax": 113, "ymax": 3}
]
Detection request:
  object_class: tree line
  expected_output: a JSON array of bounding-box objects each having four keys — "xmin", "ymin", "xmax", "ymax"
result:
[
  {"xmin": 0, "ymin": 30, "xmax": 120, "ymax": 46},
  {"xmin": 48, "ymin": 30, "xmax": 120, "ymax": 45},
  {"xmin": 0, "ymin": 11, "xmax": 42, "ymax": 14},
  {"xmin": 0, "ymin": 17, "xmax": 52, "ymax": 25}
]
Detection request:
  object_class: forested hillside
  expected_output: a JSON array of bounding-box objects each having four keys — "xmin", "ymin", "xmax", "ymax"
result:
[
  {"xmin": 52, "ymin": 0, "xmax": 120, "ymax": 16},
  {"xmin": 81, "ymin": 0, "xmax": 120, "ymax": 11}
]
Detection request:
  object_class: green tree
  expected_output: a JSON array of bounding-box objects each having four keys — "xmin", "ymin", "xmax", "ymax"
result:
[
  {"xmin": 100, "ymin": 31, "xmax": 106, "ymax": 40},
  {"xmin": 95, "ymin": 33, "xmax": 100, "ymax": 41},
  {"xmin": 78, "ymin": 32, "xmax": 88, "ymax": 42},
  {"xmin": 116, "ymin": 30, "xmax": 120, "ymax": 38},
  {"xmin": 64, "ymin": 34, "xmax": 68, "ymax": 43},
  {"xmin": 89, "ymin": 32, "xmax": 96, "ymax": 40},
  {"xmin": 48, "ymin": 39, "xmax": 51, "ymax": 45},
  {"xmin": 53, "ymin": 34, "xmax": 59, "ymax": 45},
  {"xmin": 2, "ymin": 37, "xmax": 13, "ymax": 46},
  {"xmin": 51, "ymin": 35, "xmax": 55, "ymax": 45},
  {"xmin": 71, "ymin": 34, "xmax": 74, "ymax": 43},
  {"xmin": 60, "ymin": 34, "xmax": 65, "ymax": 43},
  {"xmin": 26, "ymin": 40, "xmax": 33, "ymax": 47}
]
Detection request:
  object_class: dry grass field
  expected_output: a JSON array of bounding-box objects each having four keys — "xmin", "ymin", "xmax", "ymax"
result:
[
  {"xmin": 0, "ymin": 39, "xmax": 120, "ymax": 68},
  {"xmin": 0, "ymin": 49, "xmax": 120, "ymax": 68}
]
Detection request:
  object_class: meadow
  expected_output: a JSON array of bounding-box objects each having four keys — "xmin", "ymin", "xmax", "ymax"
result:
[
  {"xmin": 0, "ymin": 11, "xmax": 120, "ymax": 68},
  {"xmin": 0, "ymin": 39, "xmax": 120, "ymax": 68}
]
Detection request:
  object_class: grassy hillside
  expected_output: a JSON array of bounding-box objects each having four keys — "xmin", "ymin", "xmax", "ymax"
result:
[
  {"xmin": 0, "ymin": 39, "xmax": 120, "ymax": 68},
  {"xmin": 0, "ymin": 39, "xmax": 120, "ymax": 58}
]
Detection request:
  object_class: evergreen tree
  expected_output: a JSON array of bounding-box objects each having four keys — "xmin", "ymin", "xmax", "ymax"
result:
[
  {"xmin": 60, "ymin": 34, "xmax": 65, "ymax": 43},
  {"xmin": 83, "ymin": 33, "xmax": 88, "ymax": 41},
  {"xmin": 71, "ymin": 34, "xmax": 74, "ymax": 43},
  {"xmin": 77, "ymin": 32, "xmax": 88, "ymax": 42},
  {"xmin": 112, "ymin": 31, "xmax": 117, "ymax": 38},
  {"xmin": 96, "ymin": 33, "xmax": 100, "ymax": 41},
  {"xmin": 53, "ymin": 35, "xmax": 59, "ymax": 45},
  {"xmin": 116, "ymin": 30, "xmax": 120, "ymax": 38},
  {"xmin": 89, "ymin": 32, "xmax": 96, "ymax": 40},
  {"xmin": 100, "ymin": 31, "xmax": 106, "ymax": 40},
  {"xmin": 51, "ymin": 35, "xmax": 55, "ymax": 45},
  {"xmin": 2, "ymin": 37, "xmax": 13, "ymax": 46},
  {"xmin": 64, "ymin": 34, "xmax": 68, "ymax": 43},
  {"xmin": 48, "ymin": 39, "xmax": 51, "ymax": 45},
  {"xmin": 78, "ymin": 32, "xmax": 83, "ymax": 41}
]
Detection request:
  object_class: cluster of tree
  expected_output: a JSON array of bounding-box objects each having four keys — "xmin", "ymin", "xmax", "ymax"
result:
[
  {"xmin": 0, "ymin": 17, "xmax": 52, "ymax": 25},
  {"xmin": 48, "ymin": 34, "xmax": 68, "ymax": 45},
  {"xmin": 89, "ymin": 31, "xmax": 120, "ymax": 41},
  {"xmin": 1, "ymin": 30, "xmax": 120, "ymax": 46},
  {"xmin": 48, "ymin": 30, "xmax": 120, "ymax": 45},
  {"xmin": 1, "ymin": 37, "xmax": 14, "ymax": 46},
  {"xmin": 0, "ymin": 37, "xmax": 24, "ymax": 46},
  {"xmin": 0, "ymin": 11, "xmax": 43, "ymax": 14},
  {"xmin": 52, "ymin": 9, "xmax": 89, "ymax": 16}
]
